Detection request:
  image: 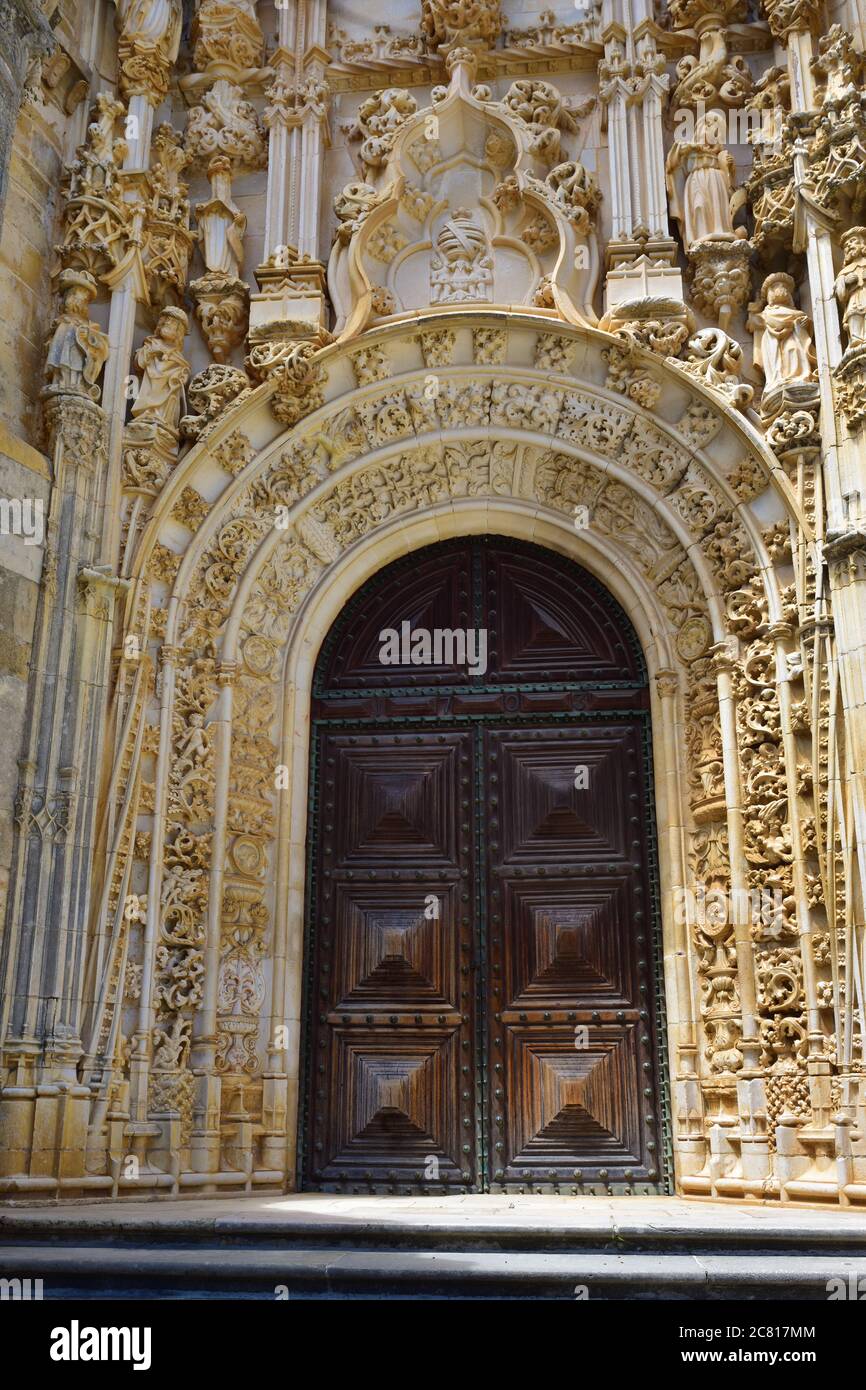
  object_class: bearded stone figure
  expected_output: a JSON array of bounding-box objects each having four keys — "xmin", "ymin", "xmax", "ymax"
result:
[
  {"xmin": 43, "ymin": 270, "xmax": 110, "ymax": 400},
  {"xmin": 130, "ymin": 306, "xmax": 190, "ymax": 433},
  {"xmin": 748, "ymin": 274, "xmax": 816, "ymax": 393},
  {"xmin": 665, "ymin": 116, "xmax": 744, "ymax": 250}
]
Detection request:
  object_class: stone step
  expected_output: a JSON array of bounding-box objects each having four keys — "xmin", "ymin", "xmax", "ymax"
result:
[
  {"xmin": 3, "ymin": 1195, "xmax": 866, "ymax": 1256},
  {"xmin": 2, "ymin": 1243, "xmax": 865, "ymax": 1299}
]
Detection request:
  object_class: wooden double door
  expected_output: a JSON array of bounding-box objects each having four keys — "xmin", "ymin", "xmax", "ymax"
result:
[{"xmin": 301, "ymin": 538, "xmax": 668, "ymax": 1194}]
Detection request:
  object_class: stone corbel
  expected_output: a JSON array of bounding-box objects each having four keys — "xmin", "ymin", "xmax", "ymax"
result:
[{"xmin": 245, "ymin": 337, "xmax": 325, "ymax": 427}]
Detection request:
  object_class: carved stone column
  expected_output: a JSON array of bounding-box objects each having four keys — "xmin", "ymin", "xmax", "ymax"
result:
[
  {"xmin": 0, "ymin": 394, "xmax": 125, "ymax": 1188},
  {"xmin": 249, "ymin": 0, "xmax": 331, "ymax": 355},
  {"xmin": 600, "ymin": 4, "xmax": 684, "ymax": 321},
  {"xmin": 0, "ymin": 0, "xmax": 55, "ymax": 232}
]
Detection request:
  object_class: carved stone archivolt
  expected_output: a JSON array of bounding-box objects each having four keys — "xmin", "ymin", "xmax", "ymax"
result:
[{"xmin": 66, "ymin": 311, "xmax": 836, "ymax": 1197}]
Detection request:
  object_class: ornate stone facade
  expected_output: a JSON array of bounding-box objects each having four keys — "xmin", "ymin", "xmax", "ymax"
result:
[{"xmin": 0, "ymin": 0, "xmax": 865, "ymax": 1212}]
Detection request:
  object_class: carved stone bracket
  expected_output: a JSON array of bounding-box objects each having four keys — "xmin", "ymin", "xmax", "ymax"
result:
[
  {"xmin": 687, "ymin": 238, "xmax": 752, "ymax": 329},
  {"xmin": 190, "ymin": 271, "xmax": 249, "ymax": 362}
]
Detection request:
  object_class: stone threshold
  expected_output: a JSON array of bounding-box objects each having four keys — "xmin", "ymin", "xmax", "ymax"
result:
[{"xmin": 2, "ymin": 1193, "xmax": 866, "ymax": 1245}]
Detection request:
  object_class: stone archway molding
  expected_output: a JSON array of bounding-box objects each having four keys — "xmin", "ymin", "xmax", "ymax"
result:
[{"xmin": 5, "ymin": 310, "xmax": 834, "ymax": 1203}]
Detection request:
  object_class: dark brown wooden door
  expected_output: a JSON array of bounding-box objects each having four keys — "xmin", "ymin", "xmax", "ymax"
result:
[{"xmin": 301, "ymin": 538, "xmax": 668, "ymax": 1195}]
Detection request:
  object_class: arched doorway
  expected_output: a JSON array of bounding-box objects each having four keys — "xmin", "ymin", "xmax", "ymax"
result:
[{"xmin": 299, "ymin": 536, "xmax": 671, "ymax": 1195}]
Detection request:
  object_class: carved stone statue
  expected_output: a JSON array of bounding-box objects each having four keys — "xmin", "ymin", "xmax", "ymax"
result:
[
  {"xmin": 130, "ymin": 307, "xmax": 190, "ymax": 433},
  {"xmin": 43, "ymin": 271, "xmax": 110, "ymax": 401},
  {"xmin": 748, "ymin": 274, "xmax": 816, "ymax": 393},
  {"xmin": 196, "ymin": 155, "xmax": 246, "ymax": 278},
  {"xmin": 666, "ymin": 116, "xmax": 745, "ymax": 250},
  {"xmin": 116, "ymin": 0, "xmax": 182, "ymax": 61},
  {"xmin": 835, "ymin": 226, "xmax": 866, "ymax": 347}
]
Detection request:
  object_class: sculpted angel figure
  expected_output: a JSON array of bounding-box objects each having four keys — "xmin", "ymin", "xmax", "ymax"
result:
[
  {"xmin": 747, "ymin": 273, "xmax": 816, "ymax": 392},
  {"xmin": 665, "ymin": 115, "xmax": 746, "ymax": 250},
  {"xmin": 130, "ymin": 307, "xmax": 190, "ymax": 433}
]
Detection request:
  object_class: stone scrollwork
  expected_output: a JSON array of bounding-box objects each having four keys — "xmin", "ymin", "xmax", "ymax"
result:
[
  {"xmin": 673, "ymin": 327, "xmax": 754, "ymax": 410},
  {"xmin": 191, "ymin": 0, "xmax": 264, "ymax": 85},
  {"xmin": 420, "ymin": 0, "xmax": 502, "ymax": 53},
  {"xmin": 180, "ymin": 364, "xmax": 254, "ymax": 443}
]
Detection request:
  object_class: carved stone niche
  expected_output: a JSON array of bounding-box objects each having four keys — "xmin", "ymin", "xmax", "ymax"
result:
[
  {"xmin": 327, "ymin": 51, "xmax": 601, "ymax": 338},
  {"xmin": 807, "ymin": 28, "xmax": 866, "ymax": 222},
  {"xmin": 745, "ymin": 66, "xmax": 796, "ymax": 265}
]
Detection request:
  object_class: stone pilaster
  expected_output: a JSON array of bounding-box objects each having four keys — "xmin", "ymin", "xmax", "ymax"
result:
[{"xmin": 0, "ymin": 393, "xmax": 128, "ymax": 1186}]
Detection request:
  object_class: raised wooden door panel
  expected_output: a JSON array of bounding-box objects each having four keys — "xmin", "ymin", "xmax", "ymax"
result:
[
  {"xmin": 485, "ymin": 724, "xmax": 662, "ymax": 1189},
  {"xmin": 480, "ymin": 545, "xmax": 644, "ymax": 685},
  {"xmin": 305, "ymin": 728, "xmax": 478, "ymax": 1189},
  {"xmin": 327, "ymin": 738, "xmax": 467, "ymax": 868},
  {"xmin": 318, "ymin": 544, "xmax": 473, "ymax": 690}
]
